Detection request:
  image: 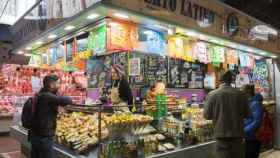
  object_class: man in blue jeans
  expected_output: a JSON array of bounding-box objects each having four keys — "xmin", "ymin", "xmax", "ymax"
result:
[{"xmin": 30, "ymin": 75, "xmax": 73, "ymax": 158}]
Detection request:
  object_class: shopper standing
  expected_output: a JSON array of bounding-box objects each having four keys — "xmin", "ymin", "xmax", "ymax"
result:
[
  {"xmin": 110, "ymin": 64, "xmax": 133, "ymax": 112},
  {"xmin": 30, "ymin": 75, "xmax": 73, "ymax": 158},
  {"xmin": 242, "ymin": 84, "xmax": 263, "ymax": 158},
  {"xmin": 204, "ymin": 70, "xmax": 250, "ymax": 158}
]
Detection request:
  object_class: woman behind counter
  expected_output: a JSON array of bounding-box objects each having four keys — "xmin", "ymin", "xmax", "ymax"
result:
[{"xmin": 110, "ymin": 64, "xmax": 133, "ymax": 113}]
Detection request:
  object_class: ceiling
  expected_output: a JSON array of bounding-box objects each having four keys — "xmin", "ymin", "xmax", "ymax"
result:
[
  {"xmin": 0, "ymin": 0, "xmax": 37, "ymax": 25},
  {"xmin": 224, "ymin": 0, "xmax": 280, "ymax": 29}
]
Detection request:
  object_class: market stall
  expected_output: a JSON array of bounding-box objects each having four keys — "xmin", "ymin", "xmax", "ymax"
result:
[{"xmin": 9, "ymin": 0, "xmax": 279, "ymax": 157}]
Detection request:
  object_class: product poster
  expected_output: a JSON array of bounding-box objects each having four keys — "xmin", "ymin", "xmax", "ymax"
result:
[
  {"xmin": 208, "ymin": 45, "xmax": 225, "ymax": 63},
  {"xmin": 41, "ymin": 53, "xmax": 49, "ymax": 67},
  {"xmin": 77, "ymin": 38, "xmax": 88, "ymax": 52},
  {"xmin": 129, "ymin": 58, "xmax": 141, "ymax": 76},
  {"xmin": 226, "ymin": 49, "xmax": 238, "ymax": 65},
  {"xmin": 56, "ymin": 44, "xmax": 65, "ymax": 62},
  {"xmin": 66, "ymin": 42, "xmax": 73, "ymax": 62},
  {"xmin": 239, "ymin": 52, "xmax": 250, "ymax": 68},
  {"xmin": 87, "ymin": 25, "xmax": 106, "ymax": 54},
  {"xmin": 107, "ymin": 21, "xmax": 137, "ymax": 52},
  {"xmin": 253, "ymin": 60, "xmax": 269, "ymax": 86},
  {"xmin": 49, "ymin": 47, "xmax": 57, "ymax": 65},
  {"xmin": 168, "ymin": 36, "xmax": 184, "ymax": 59},
  {"xmin": 204, "ymin": 73, "xmax": 216, "ymax": 89},
  {"xmin": 135, "ymin": 27, "xmax": 166, "ymax": 56},
  {"xmin": 193, "ymin": 42, "xmax": 209, "ymax": 64}
]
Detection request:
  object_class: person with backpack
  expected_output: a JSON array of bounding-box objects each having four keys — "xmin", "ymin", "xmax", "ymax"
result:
[
  {"xmin": 28, "ymin": 75, "xmax": 73, "ymax": 158},
  {"xmin": 242, "ymin": 84, "xmax": 263, "ymax": 158}
]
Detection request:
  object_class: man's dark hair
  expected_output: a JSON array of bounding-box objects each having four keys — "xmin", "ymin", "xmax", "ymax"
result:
[
  {"xmin": 243, "ymin": 84, "xmax": 255, "ymax": 96},
  {"xmin": 43, "ymin": 75, "xmax": 59, "ymax": 89},
  {"xmin": 220, "ymin": 70, "xmax": 235, "ymax": 84}
]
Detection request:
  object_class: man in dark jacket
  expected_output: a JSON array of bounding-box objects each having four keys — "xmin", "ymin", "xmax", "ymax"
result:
[
  {"xmin": 204, "ymin": 70, "xmax": 250, "ymax": 158},
  {"xmin": 243, "ymin": 84, "xmax": 263, "ymax": 158},
  {"xmin": 30, "ymin": 75, "xmax": 73, "ymax": 158}
]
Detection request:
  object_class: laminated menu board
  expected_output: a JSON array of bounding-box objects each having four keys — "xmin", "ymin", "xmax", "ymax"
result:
[
  {"xmin": 168, "ymin": 58, "xmax": 205, "ymax": 88},
  {"xmin": 129, "ymin": 58, "xmax": 140, "ymax": 76},
  {"xmin": 226, "ymin": 49, "xmax": 238, "ymax": 65},
  {"xmin": 192, "ymin": 42, "xmax": 209, "ymax": 64},
  {"xmin": 135, "ymin": 27, "xmax": 166, "ymax": 56},
  {"xmin": 87, "ymin": 25, "xmax": 106, "ymax": 54},
  {"xmin": 145, "ymin": 56, "xmax": 167, "ymax": 86},
  {"xmin": 128, "ymin": 53, "xmax": 146, "ymax": 86},
  {"xmin": 239, "ymin": 52, "xmax": 255, "ymax": 68}
]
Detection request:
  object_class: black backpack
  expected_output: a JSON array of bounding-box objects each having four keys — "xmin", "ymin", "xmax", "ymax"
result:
[{"xmin": 21, "ymin": 96, "xmax": 37, "ymax": 129}]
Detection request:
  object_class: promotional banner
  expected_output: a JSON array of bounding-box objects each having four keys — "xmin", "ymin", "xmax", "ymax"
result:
[
  {"xmin": 107, "ymin": 21, "xmax": 137, "ymax": 52},
  {"xmin": 135, "ymin": 27, "xmax": 166, "ymax": 56},
  {"xmin": 87, "ymin": 25, "xmax": 106, "ymax": 54}
]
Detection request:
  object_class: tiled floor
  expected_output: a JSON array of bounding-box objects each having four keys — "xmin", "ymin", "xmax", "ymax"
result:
[{"xmin": 0, "ymin": 135, "xmax": 24, "ymax": 158}]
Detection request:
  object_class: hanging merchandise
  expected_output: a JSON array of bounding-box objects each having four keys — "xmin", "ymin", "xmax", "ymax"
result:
[
  {"xmin": 107, "ymin": 21, "xmax": 137, "ymax": 52},
  {"xmin": 226, "ymin": 49, "xmax": 238, "ymax": 65},
  {"xmin": 87, "ymin": 25, "xmax": 106, "ymax": 54},
  {"xmin": 135, "ymin": 27, "xmax": 166, "ymax": 56},
  {"xmin": 193, "ymin": 42, "xmax": 209, "ymax": 64},
  {"xmin": 208, "ymin": 45, "xmax": 225, "ymax": 64}
]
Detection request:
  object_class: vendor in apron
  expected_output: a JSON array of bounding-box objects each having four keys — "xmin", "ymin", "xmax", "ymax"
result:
[{"xmin": 110, "ymin": 65, "xmax": 133, "ymax": 113}]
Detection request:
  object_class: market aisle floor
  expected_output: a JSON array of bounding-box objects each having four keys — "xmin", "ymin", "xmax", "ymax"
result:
[{"xmin": 0, "ymin": 135, "xmax": 25, "ymax": 158}]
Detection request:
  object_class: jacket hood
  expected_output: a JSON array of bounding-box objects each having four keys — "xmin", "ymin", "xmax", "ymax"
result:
[{"xmin": 252, "ymin": 93, "xmax": 263, "ymax": 102}]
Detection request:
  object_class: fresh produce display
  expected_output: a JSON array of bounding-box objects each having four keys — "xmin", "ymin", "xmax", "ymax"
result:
[
  {"xmin": 105, "ymin": 113, "xmax": 153, "ymax": 134},
  {"xmin": 56, "ymin": 112, "xmax": 109, "ymax": 153}
]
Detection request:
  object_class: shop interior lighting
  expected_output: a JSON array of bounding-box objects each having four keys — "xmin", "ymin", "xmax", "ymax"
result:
[
  {"xmin": 143, "ymin": 30, "xmax": 154, "ymax": 35},
  {"xmin": 48, "ymin": 34, "xmax": 57, "ymax": 39},
  {"xmin": 168, "ymin": 29, "xmax": 174, "ymax": 35},
  {"xmin": 35, "ymin": 41, "xmax": 43, "ymax": 45},
  {"xmin": 24, "ymin": 54, "xmax": 32, "ymax": 57},
  {"xmin": 259, "ymin": 52, "xmax": 266, "ymax": 55},
  {"xmin": 113, "ymin": 13, "xmax": 129, "ymax": 19},
  {"xmin": 64, "ymin": 25, "xmax": 76, "ymax": 31},
  {"xmin": 87, "ymin": 13, "xmax": 100, "ymax": 20},
  {"xmin": 17, "ymin": 51, "xmax": 24, "ymax": 54},
  {"xmin": 271, "ymin": 55, "xmax": 278, "ymax": 58},
  {"xmin": 25, "ymin": 47, "xmax": 32, "ymax": 50},
  {"xmin": 153, "ymin": 24, "xmax": 168, "ymax": 31},
  {"xmin": 109, "ymin": 22, "xmax": 119, "ymax": 27}
]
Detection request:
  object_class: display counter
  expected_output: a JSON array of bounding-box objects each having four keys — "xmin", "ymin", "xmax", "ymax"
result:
[
  {"xmin": 10, "ymin": 126, "xmax": 215, "ymax": 158},
  {"xmin": 0, "ymin": 115, "xmax": 13, "ymax": 133}
]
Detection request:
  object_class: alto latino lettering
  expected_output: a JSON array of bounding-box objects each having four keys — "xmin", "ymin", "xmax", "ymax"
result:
[{"xmin": 144, "ymin": 0, "xmax": 216, "ymax": 24}]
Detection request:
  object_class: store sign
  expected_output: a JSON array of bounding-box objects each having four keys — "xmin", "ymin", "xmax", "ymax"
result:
[{"xmin": 144, "ymin": 0, "xmax": 216, "ymax": 26}]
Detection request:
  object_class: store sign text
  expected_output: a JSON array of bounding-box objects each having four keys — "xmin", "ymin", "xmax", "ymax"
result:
[{"xmin": 144, "ymin": 0, "xmax": 216, "ymax": 24}]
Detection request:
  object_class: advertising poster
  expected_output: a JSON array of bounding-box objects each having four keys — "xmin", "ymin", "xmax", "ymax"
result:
[
  {"xmin": 135, "ymin": 27, "xmax": 166, "ymax": 56},
  {"xmin": 87, "ymin": 25, "xmax": 106, "ymax": 54}
]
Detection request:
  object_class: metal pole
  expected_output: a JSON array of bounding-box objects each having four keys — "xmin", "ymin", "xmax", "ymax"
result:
[{"xmin": 274, "ymin": 62, "xmax": 280, "ymax": 149}]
